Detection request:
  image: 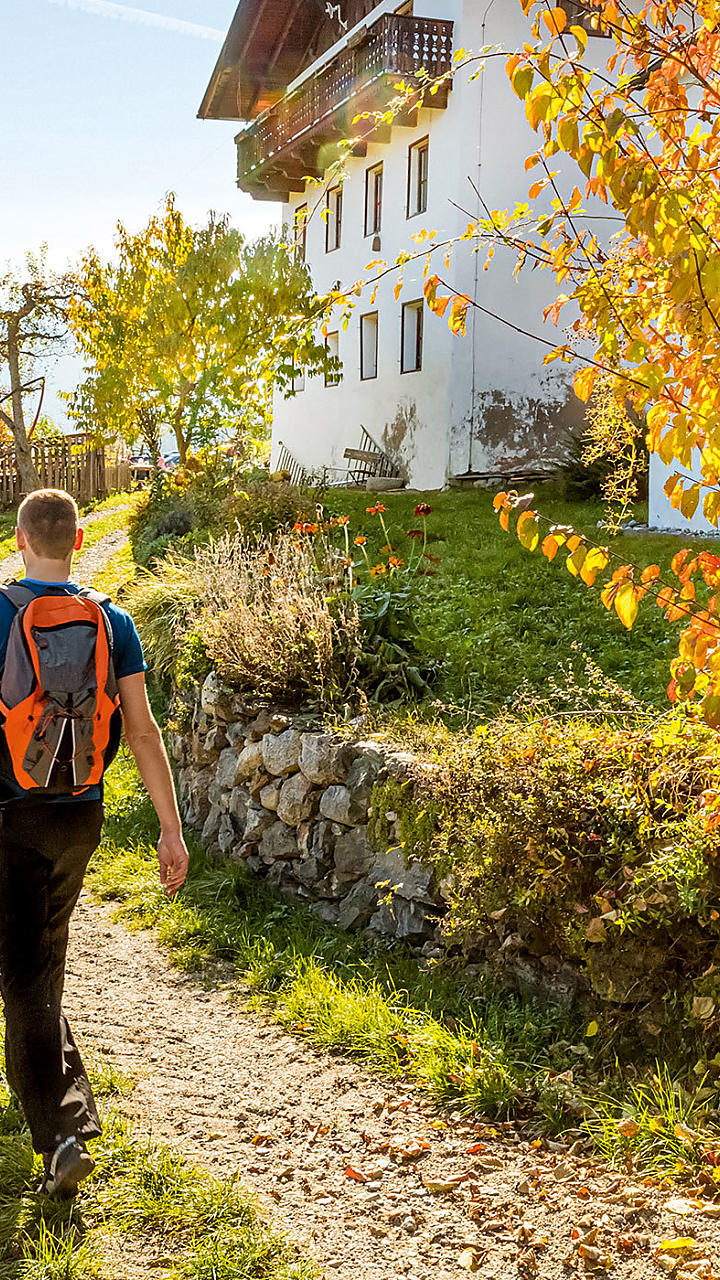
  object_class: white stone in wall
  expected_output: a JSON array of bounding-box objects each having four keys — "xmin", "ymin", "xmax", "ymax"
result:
[{"xmin": 262, "ymin": 729, "xmax": 303, "ymax": 776}]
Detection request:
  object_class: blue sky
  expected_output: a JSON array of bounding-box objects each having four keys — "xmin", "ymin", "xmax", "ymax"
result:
[{"xmin": 1, "ymin": 0, "xmax": 279, "ymax": 423}]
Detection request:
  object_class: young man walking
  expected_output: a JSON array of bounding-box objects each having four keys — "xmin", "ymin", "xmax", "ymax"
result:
[{"xmin": 0, "ymin": 489, "xmax": 189, "ymax": 1198}]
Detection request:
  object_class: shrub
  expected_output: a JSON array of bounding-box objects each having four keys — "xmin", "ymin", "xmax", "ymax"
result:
[
  {"xmin": 124, "ymin": 532, "xmax": 360, "ymax": 708},
  {"xmin": 368, "ymin": 710, "xmax": 720, "ymax": 1063},
  {"xmin": 223, "ymin": 479, "xmax": 306, "ymax": 538}
]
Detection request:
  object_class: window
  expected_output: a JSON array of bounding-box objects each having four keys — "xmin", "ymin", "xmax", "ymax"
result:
[
  {"xmin": 364, "ymin": 164, "xmax": 383, "ymax": 238},
  {"xmin": 326, "ymin": 186, "xmax": 342, "ymax": 252},
  {"xmin": 292, "ymin": 357, "xmax": 305, "ymax": 393},
  {"xmin": 325, "ymin": 331, "xmax": 341, "ymax": 386},
  {"xmin": 294, "ymin": 203, "xmax": 308, "ymax": 260},
  {"xmin": 558, "ymin": 1, "xmax": 610, "ymax": 35},
  {"xmin": 360, "ymin": 312, "xmax": 378, "ymax": 380},
  {"xmin": 407, "ymin": 138, "xmax": 429, "ymax": 218},
  {"xmin": 401, "ymin": 301, "xmax": 423, "ymax": 373}
]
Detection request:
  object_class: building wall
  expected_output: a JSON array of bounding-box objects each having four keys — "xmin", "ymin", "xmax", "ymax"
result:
[{"xmin": 271, "ymin": 0, "xmax": 592, "ymax": 488}]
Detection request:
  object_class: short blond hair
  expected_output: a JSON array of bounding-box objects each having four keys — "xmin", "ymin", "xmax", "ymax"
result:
[{"xmin": 18, "ymin": 489, "xmax": 79, "ymax": 559}]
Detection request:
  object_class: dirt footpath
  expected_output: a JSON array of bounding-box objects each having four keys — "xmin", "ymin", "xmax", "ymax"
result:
[{"xmin": 65, "ymin": 896, "xmax": 720, "ymax": 1280}]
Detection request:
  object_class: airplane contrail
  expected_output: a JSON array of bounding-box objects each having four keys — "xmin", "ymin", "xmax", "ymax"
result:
[{"xmin": 43, "ymin": 0, "xmax": 225, "ymax": 41}]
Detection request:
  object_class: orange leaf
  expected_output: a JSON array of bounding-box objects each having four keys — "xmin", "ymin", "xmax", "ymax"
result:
[
  {"xmin": 344, "ymin": 1166, "xmax": 368, "ymax": 1183},
  {"xmin": 542, "ymin": 534, "xmax": 560, "ymax": 561},
  {"xmin": 574, "ymin": 366, "xmax": 596, "ymax": 403},
  {"xmin": 543, "ymin": 5, "xmax": 567, "ymax": 33}
]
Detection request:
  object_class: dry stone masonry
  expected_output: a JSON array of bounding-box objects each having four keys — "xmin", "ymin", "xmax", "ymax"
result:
[{"xmin": 170, "ymin": 672, "xmax": 445, "ymax": 944}]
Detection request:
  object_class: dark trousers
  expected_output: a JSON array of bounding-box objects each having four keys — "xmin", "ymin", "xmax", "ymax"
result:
[{"xmin": 0, "ymin": 800, "xmax": 104, "ymax": 1154}]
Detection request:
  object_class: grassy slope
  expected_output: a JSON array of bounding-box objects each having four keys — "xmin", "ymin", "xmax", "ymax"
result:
[{"xmin": 326, "ymin": 485, "xmax": 713, "ymax": 712}]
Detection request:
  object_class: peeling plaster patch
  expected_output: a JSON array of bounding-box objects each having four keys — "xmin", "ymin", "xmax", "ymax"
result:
[
  {"xmin": 451, "ymin": 385, "xmax": 586, "ymax": 474},
  {"xmin": 381, "ymin": 401, "xmax": 418, "ymax": 483}
]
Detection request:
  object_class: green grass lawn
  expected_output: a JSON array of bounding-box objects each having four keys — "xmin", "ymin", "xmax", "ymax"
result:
[{"xmin": 326, "ymin": 484, "xmax": 712, "ymax": 713}]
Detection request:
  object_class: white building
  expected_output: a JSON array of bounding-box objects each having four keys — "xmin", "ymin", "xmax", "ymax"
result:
[{"xmin": 200, "ymin": 0, "xmax": 611, "ymax": 491}]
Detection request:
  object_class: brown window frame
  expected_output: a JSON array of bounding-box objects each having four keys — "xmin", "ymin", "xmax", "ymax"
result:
[
  {"xmin": 360, "ymin": 311, "xmax": 379, "ymax": 381},
  {"xmin": 291, "ymin": 356, "xmax": 305, "ymax": 393},
  {"xmin": 401, "ymin": 301, "xmax": 423, "ymax": 374},
  {"xmin": 325, "ymin": 331, "xmax": 341, "ymax": 386},
  {"xmin": 326, "ymin": 186, "xmax": 343, "ymax": 253},
  {"xmin": 294, "ymin": 203, "xmax": 308, "ymax": 261},
  {"xmin": 558, "ymin": 1, "xmax": 611, "ymax": 36},
  {"xmin": 407, "ymin": 137, "xmax": 429, "ymax": 219},
  {"xmin": 364, "ymin": 163, "xmax": 383, "ymax": 238}
]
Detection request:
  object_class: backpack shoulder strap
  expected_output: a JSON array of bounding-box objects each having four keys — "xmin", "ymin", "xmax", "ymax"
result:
[
  {"xmin": 0, "ymin": 583, "xmax": 37, "ymax": 611},
  {"xmin": 75, "ymin": 586, "xmax": 111, "ymax": 608},
  {"xmin": 75, "ymin": 586, "xmax": 115, "ymax": 655}
]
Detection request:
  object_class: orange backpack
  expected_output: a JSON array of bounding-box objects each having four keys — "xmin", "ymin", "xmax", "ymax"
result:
[{"xmin": 0, "ymin": 584, "xmax": 121, "ymax": 795}]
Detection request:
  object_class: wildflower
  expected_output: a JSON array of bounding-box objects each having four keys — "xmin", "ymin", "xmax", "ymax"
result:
[
  {"xmin": 354, "ymin": 535, "xmax": 368, "ymax": 546},
  {"xmin": 369, "ymin": 563, "xmax": 388, "ymax": 577},
  {"xmin": 366, "ymin": 504, "xmax": 388, "ymax": 516},
  {"xmin": 293, "ymin": 521, "xmax": 319, "ymax": 535},
  {"xmin": 414, "ymin": 503, "xmax": 433, "ymax": 517},
  {"xmin": 337, "ymin": 515, "xmax": 350, "ymax": 526},
  {"xmin": 381, "ymin": 543, "xmax": 394, "ymax": 555},
  {"xmin": 425, "ymin": 551, "xmax": 442, "ymax": 563},
  {"xmin": 388, "ymin": 556, "xmax": 404, "ymax": 569},
  {"xmin": 406, "ymin": 529, "xmax": 424, "ymax": 540}
]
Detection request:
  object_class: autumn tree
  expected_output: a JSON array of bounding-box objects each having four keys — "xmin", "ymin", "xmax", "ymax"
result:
[
  {"xmin": 68, "ymin": 196, "xmax": 333, "ymax": 464},
  {"xmin": 468, "ymin": 0, "xmax": 720, "ymax": 731},
  {"xmin": 0, "ymin": 256, "xmax": 74, "ymax": 493}
]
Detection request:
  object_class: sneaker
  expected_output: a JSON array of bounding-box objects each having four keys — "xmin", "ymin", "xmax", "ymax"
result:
[{"xmin": 39, "ymin": 1137, "xmax": 95, "ymax": 1199}]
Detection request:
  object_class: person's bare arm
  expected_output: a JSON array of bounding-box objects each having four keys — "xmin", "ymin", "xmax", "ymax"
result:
[{"xmin": 117, "ymin": 672, "xmax": 189, "ymax": 896}]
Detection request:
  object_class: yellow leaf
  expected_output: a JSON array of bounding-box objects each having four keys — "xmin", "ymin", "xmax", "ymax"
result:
[
  {"xmin": 586, "ymin": 1020, "xmax": 599, "ymax": 1038},
  {"xmin": 617, "ymin": 1117, "xmax": 640, "ymax": 1138},
  {"xmin": 517, "ymin": 511, "xmax": 540, "ymax": 552},
  {"xmin": 658, "ymin": 1238, "xmax": 700, "ymax": 1255},
  {"xmin": 680, "ymin": 485, "xmax": 701, "ymax": 521},
  {"xmin": 580, "ymin": 547, "xmax": 609, "ymax": 586},
  {"xmin": 394, "ymin": 282, "xmax": 403, "ymax": 302},
  {"xmin": 615, "ymin": 582, "xmax": 639, "ymax": 630},
  {"xmin": 449, "ymin": 294, "xmax": 471, "ymax": 337}
]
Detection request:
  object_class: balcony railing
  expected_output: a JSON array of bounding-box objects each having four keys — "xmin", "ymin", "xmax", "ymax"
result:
[{"xmin": 237, "ymin": 13, "xmax": 454, "ymax": 200}]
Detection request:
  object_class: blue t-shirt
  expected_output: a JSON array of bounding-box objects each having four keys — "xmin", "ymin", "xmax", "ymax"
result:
[{"xmin": 0, "ymin": 579, "xmax": 147, "ymax": 803}]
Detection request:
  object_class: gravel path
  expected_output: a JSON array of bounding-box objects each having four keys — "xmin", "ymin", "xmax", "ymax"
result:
[
  {"xmin": 65, "ymin": 897, "xmax": 720, "ymax": 1280},
  {"xmin": 0, "ymin": 504, "xmax": 130, "ymax": 584}
]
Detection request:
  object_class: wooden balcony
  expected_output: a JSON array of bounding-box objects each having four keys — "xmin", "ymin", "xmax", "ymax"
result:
[{"xmin": 236, "ymin": 13, "xmax": 454, "ymax": 201}]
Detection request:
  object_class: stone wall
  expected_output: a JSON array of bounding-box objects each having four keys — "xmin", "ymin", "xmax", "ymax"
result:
[{"xmin": 170, "ymin": 673, "xmax": 445, "ymax": 947}]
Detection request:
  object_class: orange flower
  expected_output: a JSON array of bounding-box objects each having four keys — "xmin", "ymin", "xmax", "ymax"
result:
[
  {"xmin": 381, "ymin": 543, "xmax": 394, "ymax": 554},
  {"xmin": 366, "ymin": 504, "xmax": 388, "ymax": 516},
  {"xmin": 354, "ymin": 535, "xmax": 367, "ymax": 546},
  {"xmin": 388, "ymin": 556, "xmax": 404, "ymax": 569},
  {"xmin": 293, "ymin": 521, "xmax": 319, "ymax": 535},
  {"xmin": 414, "ymin": 503, "xmax": 432, "ymax": 517},
  {"xmin": 337, "ymin": 515, "xmax": 350, "ymax": 526},
  {"xmin": 369, "ymin": 563, "xmax": 388, "ymax": 577}
]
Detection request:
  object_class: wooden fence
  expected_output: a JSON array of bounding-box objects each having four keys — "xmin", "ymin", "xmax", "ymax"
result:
[{"xmin": 0, "ymin": 435, "xmax": 130, "ymax": 508}]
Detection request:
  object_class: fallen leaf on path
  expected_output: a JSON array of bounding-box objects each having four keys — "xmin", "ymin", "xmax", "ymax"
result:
[
  {"xmin": 344, "ymin": 1166, "xmax": 368, "ymax": 1183},
  {"xmin": 423, "ymin": 1173, "xmax": 470, "ymax": 1193},
  {"xmin": 658, "ymin": 1238, "xmax": 701, "ymax": 1255},
  {"xmin": 617, "ymin": 1118, "xmax": 641, "ymax": 1138},
  {"xmin": 458, "ymin": 1247, "xmax": 482, "ymax": 1271},
  {"xmin": 668, "ymin": 1198, "xmax": 698, "ymax": 1215}
]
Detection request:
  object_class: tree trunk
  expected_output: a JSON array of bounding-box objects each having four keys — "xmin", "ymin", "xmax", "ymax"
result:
[
  {"xmin": 172, "ymin": 401, "xmax": 188, "ymax": 465},
  {"xmin": 6, "ymin": 320, "xmax": 40, "ymax": 494}
]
